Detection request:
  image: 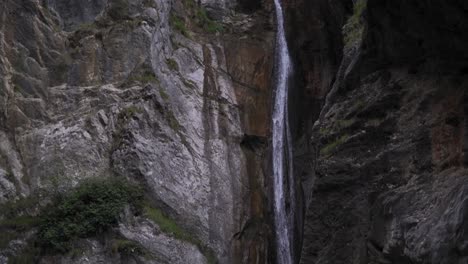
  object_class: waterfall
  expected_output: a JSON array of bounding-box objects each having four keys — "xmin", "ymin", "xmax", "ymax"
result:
[{"xmin": 272, "ymin": 0, "xmax": 295, "ymax": 263}]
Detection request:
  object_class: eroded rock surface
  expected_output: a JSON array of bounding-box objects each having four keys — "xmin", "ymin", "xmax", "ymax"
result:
[
  {"xmin": 0, "ymin": 0, "xmax": 275, "ymax": 263},
  {"xmin": 299, "ymin": 0, "xmax": 468, "ymax": 263}
]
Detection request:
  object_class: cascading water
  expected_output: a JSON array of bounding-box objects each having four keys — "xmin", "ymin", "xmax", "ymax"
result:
[{"xmin": 272, "ymin": 0, "xmax": 295, "ymax": 263}]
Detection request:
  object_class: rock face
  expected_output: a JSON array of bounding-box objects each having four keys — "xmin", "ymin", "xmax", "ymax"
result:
[
  {"xmin": 0, "ymin": 0, "xmax": 275, "ymax": 263},
  {"xmin": 298, "ymin": 0, "xmax": 468, "ymax": 263},
  {"xmin": 2, "ymin": 0, "xmax": 467, "ymax": 263}
]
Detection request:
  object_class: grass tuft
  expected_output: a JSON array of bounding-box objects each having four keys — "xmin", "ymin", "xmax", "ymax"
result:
[
  {"xmin": 143, "ymin": 204, "xmax": 217, "ymax": 264},
  {"xmin": 320, "ymin": 134, "xmax": 350, "ymax": 156}
]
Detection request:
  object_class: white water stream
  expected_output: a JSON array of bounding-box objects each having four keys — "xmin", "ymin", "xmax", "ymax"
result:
[{"xmin": 272, "ymin": 0, "xmax": 295, "ymax": 263}]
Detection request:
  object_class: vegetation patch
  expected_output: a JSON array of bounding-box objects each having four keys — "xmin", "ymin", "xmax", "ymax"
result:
[
  {"xmin": 170, "ymin": 0, "xmax": 223, "ymax": 36},
  {"xmin": 143, "ymin": 204, "xmax": 217, "ymax": 264},
  {"xmin": 128, "ymin": 70, "xmax": 158, "ymax": 85},
  {"xmin": 159, "ymin": 88, "xmax": 170, "ymax": 101},
  {"xmin": 319, "ymin": 126, "xmax": 331, "ymax": 136},
  {"xmin": 170, "ymin": 14, "xmax": 189, "ymax": 37},
  {"xmin": 343, "ymin": 0, "xmax": 367, "ymax": 48},
  {"xmin": 166, "ymin": 110, "xmax": 182, "ymax": 132},
  {"xmin": 166, "ymin": 58, "xmax": 179, "ymax": 72},
  {"xmin": 144, "ymin": 206, "xmax": 188, "ymax": 241},
  {"xmin": 37, "ymin": 178, "xmax": 143, "ymax": 253},
  {"xmin": 320, "ymin": 134, "xmax": 350, "ymax": 156},
  {"xmin": 119, "ymin": 106, "xmax": 143, "ymax": 122},
  {"xmin": 111, "ymin": 238, "xmax": 149, "ymax": 257},
  {"xmin": 336, "ymin": 119, "xmax": 356, "ymax": 129},
  {"xmin": 194, "ymin": 8, "xmax": 223, "ymax": 34}
]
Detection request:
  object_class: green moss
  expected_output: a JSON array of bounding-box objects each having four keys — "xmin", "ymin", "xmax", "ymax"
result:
[
  {"xmin": 343, "ymin": 0, "xmax": 367, "ymax": 48},
  {"xmin": 159, "ymin": 88, "xmax": 170, "ymax": 101},
  {"xmin": 195, "ymin": 8, "xmax": 223, "ymax": 33},
  {"xmin": 336, "ymin": 119, "xmax": 355, "ymax": 129},
  {"xmin": 319, "ymin": 127, "xmax": 331, "ymax": 136},
  {"xmin": 37, "ymin": 178, "xmax": 143, "ymax": 253},
  {"xmin": 170, "ymin": 15, "xmax": 189, "ymax": 37},
  {"xmin": 170, "ymin": 0, "xmax": 223, "ymax": 36},
  {"xmin": 128, "ymin": 70, "xmax": 157, "ymax": 85},
  {"xmin": 77, "ymin": 22, "xmax": 98, "ymax": 32},
  {"xmin": 166, "ymin": 58, "xmax": 179, "ymax": 72},
  {"xmin": 125, "ymin": 66, "xmax": 159, "ymax": 86},
  {"xmin": 320, "ymin": 134, "xmax": 349, "ymax": 156},
  {"xmin": 167, "ymin": 111, "xmax": 181, "ymax": 132},
  {"xmin": 140, "ymin": 71, "xmax": 158, "ymax": 83},
  {"xmin": 144, "ymin": 206, "xmax": 188, "ymax": 241}
]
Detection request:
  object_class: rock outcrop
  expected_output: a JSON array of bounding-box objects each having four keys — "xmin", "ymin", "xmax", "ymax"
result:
[{"xmin": 298, "ymin": 0, "xmax": 468, "ymax": 263}]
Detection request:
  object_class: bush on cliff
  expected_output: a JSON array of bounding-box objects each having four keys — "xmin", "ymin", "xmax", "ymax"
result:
[{"xmin": 37, "ymin": 178, "xmax": 143, "ymax": 253}]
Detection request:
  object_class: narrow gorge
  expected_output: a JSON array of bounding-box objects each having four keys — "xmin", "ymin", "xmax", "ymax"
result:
[{"xmin": 0, "ymin": 0, "xmax": 467, "ymax": 264}]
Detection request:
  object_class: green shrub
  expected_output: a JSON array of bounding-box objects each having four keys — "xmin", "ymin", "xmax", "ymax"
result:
[
  {"xmin": 343, "ymin": 0, "xmax": 367, "ymax": 48},
  {"xmin": 37, "ymin": 178, "xmax": 143, "ymax": 253}
]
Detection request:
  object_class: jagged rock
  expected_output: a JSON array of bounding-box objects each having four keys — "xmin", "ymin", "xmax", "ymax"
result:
[
  {"xmin": 0, "ymin": 0, "xmax": 275, "ymax": 263},
  {"xmin": 298, "ymin": 0, "xmax": 468, "ymax": 263}
]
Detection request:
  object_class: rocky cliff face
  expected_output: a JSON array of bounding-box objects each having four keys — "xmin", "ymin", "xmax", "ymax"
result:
[
  {"xmin": 298, "ymin": 0, "xmax": 468, "ymax": 263},
  {"xmin": 1, "ymin": 0, "xmax": 467, "ymax": 263},
  {"xmin": 0, "ymin": 0, "xmax": 276, "ymax": 263}
]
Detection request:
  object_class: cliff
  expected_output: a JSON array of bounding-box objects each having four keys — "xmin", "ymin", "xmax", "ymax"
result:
[
  {"xmin": 0, "ymin": 0, "xmax": 275, "ymax": 263},
  {"xmin": 1, "ymin": 0, "xmax": 467, "ymax": 263},
  {"xmin": 297, "ymin": 0, "xmax": 468, "ymax": 263}
]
